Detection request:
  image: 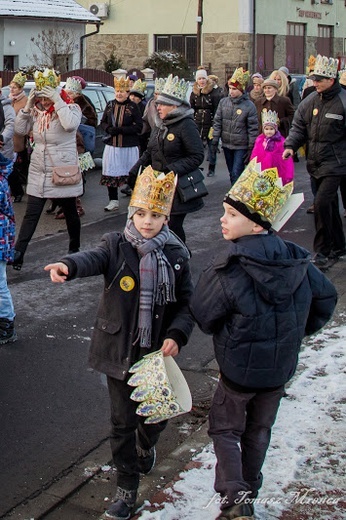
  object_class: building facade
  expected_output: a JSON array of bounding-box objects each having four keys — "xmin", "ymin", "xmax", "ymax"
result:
[{"xmin": 77, "ymin": 0, "xmax": 346, "ymax": 81}]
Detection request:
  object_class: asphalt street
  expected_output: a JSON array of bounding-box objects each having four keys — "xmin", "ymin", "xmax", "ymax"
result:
[{"xmin": 1, "ymin": 155, "xmax": 345, "ymax": 519}]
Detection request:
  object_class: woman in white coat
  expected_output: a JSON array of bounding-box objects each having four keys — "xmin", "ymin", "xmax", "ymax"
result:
[{"xmin": 12, "ymin": 73, "xmax": 82, "ymax": 270}]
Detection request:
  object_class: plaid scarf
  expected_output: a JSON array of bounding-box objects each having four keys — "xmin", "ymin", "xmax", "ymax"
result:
[{"xmin": 124, "ymin": 219, "xmax": 176, "ymax": 348}]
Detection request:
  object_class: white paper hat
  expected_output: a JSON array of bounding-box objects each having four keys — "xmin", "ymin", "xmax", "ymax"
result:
[{"xmin": 128, "ymin": 350, "xmax": 192, "ymax": 424}]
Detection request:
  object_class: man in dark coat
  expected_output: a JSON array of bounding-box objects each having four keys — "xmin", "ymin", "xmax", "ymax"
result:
[{"xmin": 283, "ymin": 54, "xmax": 346, "ymax": 267}]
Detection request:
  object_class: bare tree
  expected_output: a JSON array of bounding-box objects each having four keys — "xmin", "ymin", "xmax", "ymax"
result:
[{"xmin": 28, "ymin": 28, "xmax": 78, "ymax": 72}]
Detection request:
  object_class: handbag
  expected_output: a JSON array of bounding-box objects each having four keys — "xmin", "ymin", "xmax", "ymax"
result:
[
  {"xmin": 176, "ymin": 169, "xmax": 209, "ymax": 203},
  {"xmin": 52, "ymin": 165, "xmax": 82, "ymax": 186}
]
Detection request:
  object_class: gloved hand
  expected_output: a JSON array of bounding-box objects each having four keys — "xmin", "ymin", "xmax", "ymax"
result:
[
  {"xmin": 40, "ymin": 86, "xmax": 61, "ymax": 104},
  {"xmin": 107, "ymin": 126, "xmax": 121, "ymax": 136},
  {"xmin": 24, "ymin": 88, "xmax": 36, "ymax": 111}
]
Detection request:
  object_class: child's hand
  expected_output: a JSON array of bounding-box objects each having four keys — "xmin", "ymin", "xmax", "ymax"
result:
[
  {"xmin": 161, "ymin": 338, "xmax": 179, "ymax": 357},
  {"xmin": 44, "ymin": 262, "xmax": 69, "ymax": 283}
]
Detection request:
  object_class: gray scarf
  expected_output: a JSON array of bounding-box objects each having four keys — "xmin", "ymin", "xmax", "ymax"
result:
[{"xmin": 124, "ymin": 219, "xmax": 176, "ymax": 348}]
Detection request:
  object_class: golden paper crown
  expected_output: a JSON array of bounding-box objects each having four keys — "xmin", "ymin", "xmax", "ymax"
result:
[
  {"xmin": 34, "ymin": 68, "xmax": 60, "ymax": 91},
  {"xmin": 225, "ymin": 159, "xmax": 293, "ymax": 226},
  {"xmin": 154, "ymin": 77, "xmax": 166, "ymax": 94},
  {"xmin": 312, "ymin": 54, "xmax": 339, "ymax": 79},
  {"xmin": 129, "ymin": 166, "xmax": 177, "ymax": 216},
  {"xmin": 261, "ymin": 109, "xmax": 279, "ymax": 128},
  {"xmin": 12, "ymin": 71, "xmax": 27, "ymax": 87},
  {"xmin": 161, "ymin": 74, "xmax": 189, "ymax": 103},
  {"xmin": 306, "ymin": 55, "xmax": 316, "ymax": 75},
  {"xmin": 130, "ymin": 79, "xmax": 147, "ymax": 97},
  {"xmin": 114, "ymin": 77, "xmax": 130, "ymax": 92},
  {"xmin": 230, "ymin": 67, "xmax": 250, "ymax": 92}
]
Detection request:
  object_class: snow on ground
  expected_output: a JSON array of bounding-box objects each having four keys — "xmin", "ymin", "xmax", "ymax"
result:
[{"xmin": 137, "ymin": 321, "xmax": 346, "ymax": 519}]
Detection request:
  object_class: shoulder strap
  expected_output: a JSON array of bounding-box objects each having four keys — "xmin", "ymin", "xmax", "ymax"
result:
[{"xmin": 338, "ymin": 90, "xmax": 346, "ymax": 128}]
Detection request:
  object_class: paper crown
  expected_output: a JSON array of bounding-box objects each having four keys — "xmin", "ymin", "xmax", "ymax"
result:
[
  {"xmin": 229, "ymin": 67, "xmax": 250, "ymax": 92},
  {"xmin": 130, "ymin": 79, "xmax": 147, "ymax": 97},
  {"xmin": 261, "ymin": 109, "xmax": 279, "ymax": 128},
  {"xmin": 154, "ymin": 77, "xmax": 166, "ymax": 94},
  {"xmin": 306, "ymin": 55, "xmax": 316, "ymax": 75},
  {"xmin": 128, "ymin": 350, "xmax": 192, "ymax": 424},
  {"xmin": 114, "ymin": 77, "xmax": 130, "ymax": 92},
  {"xmin": 157, "ymin": 74, "xmax": 190, "ymax": 105},
  {"xmin": 34, "ymin": 68, "xmax": 60, "ymax": 91},
  {"xmin": 225, "ymin": 159, "xmax": 293, "ymax": 229},
  {"xmin": 11, "ymin": 71, "xmax": 27, "ymax": 87},
  {"xmin": 129, "ymin": 166, "xmax": 177, "ymax": 216},
  {"xmin": 310, "ymin": 54, "xmax": 339, "ymax": 79},
  {"xmin": 65, "ymin": 76, "xmax": 83, "ymax": 93}
]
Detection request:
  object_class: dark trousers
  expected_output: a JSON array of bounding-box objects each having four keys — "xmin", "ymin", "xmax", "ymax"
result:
[
  {"xmin": 223, "ymin": 148, "xmax": 247, "ymax": 185},
  {"xmin": 108, "ymin": 186, "xmax": 118, "ymax": 200},
  {"xmin": 313, "ymin": 176, "xmax": 345, "ymax": 256},
  {"xmin": 107, "ymin": 376, "xmax": 167, "ymax": 490},
  {"xmin": 168, "ymin": 213, "xmax": 187, "ymax": 243},
  {"xmin": 8, "ymin": 150, "xmax": 29, "ymax": 197},
  {"xmin": 15, "ymin": 195, "xmax": 81, "ymax": 255},
  {"xmin": 208, "ymin": 379, "xmax": 284, "ymax": 509}
]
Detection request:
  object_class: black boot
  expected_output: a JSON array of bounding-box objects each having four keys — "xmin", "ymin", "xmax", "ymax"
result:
[
  {"xmin": 0, "ymin": 318, "xmax": 17, "ymax": 345},
  {"xmin": 11, "ymin": 250, "xmax": 24, "ymax": 271},
  {"xmin": 103, "ymin": 487, "xmax": 137, "ymax": 519},
  {"xmin": 207, "ymin": 164, "xmax": 216, "ymax": 177}
]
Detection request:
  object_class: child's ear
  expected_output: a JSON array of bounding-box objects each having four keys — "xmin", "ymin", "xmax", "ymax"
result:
[{"xmin": 252, "ymin": 222, "xmax": 265, "ymax": 234}]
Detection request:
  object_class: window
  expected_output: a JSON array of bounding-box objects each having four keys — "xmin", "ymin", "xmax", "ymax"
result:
[{"xmin": 155, "ymin": 35, "xmax": 197, "ymax": 69}]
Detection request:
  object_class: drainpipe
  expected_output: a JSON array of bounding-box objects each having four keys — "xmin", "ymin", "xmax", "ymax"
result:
[
  {"xmin": 252, "ymin": 0, "xmax": 256, "ymax": 73},
  {"xmin": 80, "ymin": 23, "xmax": 101, "ymax": 67}
]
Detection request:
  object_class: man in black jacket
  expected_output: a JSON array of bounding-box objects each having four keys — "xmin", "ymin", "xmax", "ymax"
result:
[{"xmin": 283, "ymin": 54, "xmax": 346, "ymax": 267}]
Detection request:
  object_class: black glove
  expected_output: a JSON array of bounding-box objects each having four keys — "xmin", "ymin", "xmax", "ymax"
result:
[{"xmin": 107, "ymin": 126, "xmax": 121, "ymax": 136}]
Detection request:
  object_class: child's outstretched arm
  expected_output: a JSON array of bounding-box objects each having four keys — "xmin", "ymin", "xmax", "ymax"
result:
[{"xmin": 44, "ymin": 262, "xmax": 69, "ymax": 283}]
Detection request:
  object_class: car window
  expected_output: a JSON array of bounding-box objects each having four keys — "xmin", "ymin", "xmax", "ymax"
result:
[
  {"xmin": 103, "ymin": 89, "xmax": 115, "ymax": 103},
  {"xmin": 85, "ymin": 89, "xmax": 103, "ymax": 113}
]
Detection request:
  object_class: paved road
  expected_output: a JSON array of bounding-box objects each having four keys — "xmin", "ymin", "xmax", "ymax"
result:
[{"xmin": 0, "ymin": 155, "xmax": 338, "ymax": 519}]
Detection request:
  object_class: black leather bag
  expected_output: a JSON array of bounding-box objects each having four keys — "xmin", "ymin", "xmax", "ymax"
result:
[{"xmin": 176, "ymin": 169, "xmax": 209, "ymax": 203}]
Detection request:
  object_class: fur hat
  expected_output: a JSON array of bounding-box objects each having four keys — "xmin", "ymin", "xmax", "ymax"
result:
[{"xmin": 262, "ymin": 79, "xmax": 279, "ymax": 89}]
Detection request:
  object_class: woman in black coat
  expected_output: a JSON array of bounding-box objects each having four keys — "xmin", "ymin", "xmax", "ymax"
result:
[{"xmin": 128, "ymin": 76, "xmax": 205, "ymax": 243}]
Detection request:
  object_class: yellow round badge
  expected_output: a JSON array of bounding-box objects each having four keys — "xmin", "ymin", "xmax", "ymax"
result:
[
  {"xmin": 313, "ymin": 108, "xmax": 318, "ymax": 116},
  {"xmin": 167, "ymin": 133, "xmax": 175, "ymax": 141},
  {"xmin": 120, "ymin": 276, "xmax": 135, "ymax": 292},
  {"xmin": 236, "ymin": 109, "xmax": 242, "ymax": 115}
]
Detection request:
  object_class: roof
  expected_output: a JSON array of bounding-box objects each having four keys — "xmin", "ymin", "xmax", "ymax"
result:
[{"xmin": 0, "ymin": 0, "xmax": 100, "ymax": 23}]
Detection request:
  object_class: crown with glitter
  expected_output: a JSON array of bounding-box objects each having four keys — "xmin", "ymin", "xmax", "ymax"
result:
[
  {"xmin": 224, "ymin": 159, "xmax": 293, "ymax": 229},
  {"xmin": 34, "ymin": 68, "xmax": 61, "ymax": 91},
  {"xmin": 310, "ymin": 54, "xmax": 339, "ymax": 79},
  {"xmin": 156, "ymin": 74, "xmax": 190, "ymax": 105},
  {"xmin": 129, "ymin": 166, "xmax": 177, "ymax": 216},
  {"xmin": 261, "ymin": 109, "xmax": 279, "ymax": 129},
  {"xmin": 130, "ymin": 79, "xmax": 147, "ymax": 98},
  {"xmin": 154, "ymin": 77, "xmax": 165, "ymax": 94},
  {"xmin": 11, "ymin": 71, "xmax": 27, "ymax": 88},
  {"xmin": 229, "ymin": 67, "xmax": 250, "ymax": 92},
  {"xmin": 128, "ymin": 350, "xmax": 192, "ymax": 424},
  {"xmin": 65, "ymin": 76, "xmax": 83, "ymax": 94},
  {"xmin": 306, "ymin": 55, "xmax": 316, "ymax": 75},
  {"xmin": 114, "ymin": 77, "xmax": 130, "ymax": 92}
]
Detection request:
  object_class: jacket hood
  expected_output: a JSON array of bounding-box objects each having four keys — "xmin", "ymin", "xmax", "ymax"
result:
[
  {"xmin": 0, "ymin": 152, "xmax": 13, "ymax": 178},
  {"xmin": 214, "ymin": 234, "xmax": 311, "ymax": 304}
]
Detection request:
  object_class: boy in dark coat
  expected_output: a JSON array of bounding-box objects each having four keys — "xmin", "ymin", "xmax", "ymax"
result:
[
  {"xmin": 45, "ymin": 166, "xmax": 194, "ymax": 520},
  {"xmin": 190, "ymin": 160, "xmax": 337, "ymax": 520}
]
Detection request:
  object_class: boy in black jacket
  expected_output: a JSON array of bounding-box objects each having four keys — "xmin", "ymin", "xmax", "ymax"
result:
[
  {"xmin": 190, "ymin": 160, "xmax": 337, "ymax": 520},
  {"xmin": 45, "ymin": 166, "xmax": 194, "ymax": 520}
]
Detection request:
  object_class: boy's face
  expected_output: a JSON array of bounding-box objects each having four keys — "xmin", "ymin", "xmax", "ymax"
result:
[
  {"xmin": 263, "ymin": 125, "xmax": 276, "ymax": 137},
  {"xmin": 220, "ymin": 202, "xmax": 259, "ymax": 240},
  {"xmin": 229, "ymin": 86, "xmax": 242, "ymax": 98},
  {"xmin": 132, "ymin": 209, "xmax": 168, "ymax": 239}
]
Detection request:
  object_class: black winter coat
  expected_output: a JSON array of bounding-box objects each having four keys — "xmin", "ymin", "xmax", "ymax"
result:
[
  {"xmin": 128, "ymin": 107, "xmax": 205, "ymax": 215},
  {"xmin": 101, "ymin": 98, "xmax": 142, "ymax": 148},
  {"xmin": 190, "ymin": 234, "xmax": 337, "ymax": 389},
  {"xmin": 190, "ymin": 80, "xmax": 221, "ymax": 140},
  {"xmin": 284, "ymin": 82, "xmax": 346, "ymax": 178},
  {"xmin": 61, "ymin": 232, "xmax": 195, "ymax": 380}
]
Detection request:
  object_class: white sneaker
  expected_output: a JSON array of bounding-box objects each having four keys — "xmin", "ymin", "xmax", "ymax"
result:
[{"xmin": 104, "ymin": 200, "xmax": 119, "ymax": 212}]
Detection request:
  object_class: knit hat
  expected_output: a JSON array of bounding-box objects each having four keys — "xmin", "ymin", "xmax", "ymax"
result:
[
  {"xmin": 252, "ymin": 76, "xmax": 264, "ymax": 85},
  {"xmin": 195, "ymin": 69, "xmax": 208, "ymax": 80},
  {"xmin": 229, "ymin": 67, "xmax": 250, "ymax": 92},
  {"xmin": 279, "ymin": 66, "xmax": 289, "ymax": 76},
  {"xmin": 208, "ymin": 74, "xmax": 219, "ymax": 83},
  {"xmin": 155, "ymin": 74, "xmax": 190, "ymax": 106},
  {"xmin": 128, "ymin": 74, "xmax": 138, "ymax": 81},
  {"xmin": 262, "ymin": 79, "xmax": 279, "ymax": 89},
  {"xmin": 251, "ymin": 72, "xmax": 263, "ymax": 80}
]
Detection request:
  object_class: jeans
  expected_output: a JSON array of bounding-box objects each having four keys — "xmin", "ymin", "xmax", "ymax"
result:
[
  {"xmin": 313, "ymin": 176, "xmax": 345, "ymax": 256},
  {"xmin": 107, "ymin": 376, "xmax": 168, "ymax": 490},
  {"xmin": 223, "ymin": 148, "xmax": 247, "ymax": 185},
  {"xmin": 0, "ymin": 261, "xmax": 15, "ymax": 320},
  {"xmin": 15, "ymin": 195, "xmax": 81, "ymax": 255},
  {"xmin": 207, "ymin": 139, "xmax": 217, "ymax": 166},
  {"xmin": 208, "ymin": 379, "xmax": 284, "ymax": 509}
]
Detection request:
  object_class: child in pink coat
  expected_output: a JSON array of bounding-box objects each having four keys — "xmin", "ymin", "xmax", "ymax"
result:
[{"xmin": 250, "ymin": 110, "xmax": 294, "ymax": 185}]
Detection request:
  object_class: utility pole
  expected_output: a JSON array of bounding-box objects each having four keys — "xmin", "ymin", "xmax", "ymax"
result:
[{"xmin": 196, "ymin": 0, "xmax": 203, "ymax": 67}]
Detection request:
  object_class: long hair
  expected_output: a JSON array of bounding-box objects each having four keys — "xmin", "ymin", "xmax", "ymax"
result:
[{"xmin": 269, "ymin": 70, "xmax": 289, "ymax": 97}]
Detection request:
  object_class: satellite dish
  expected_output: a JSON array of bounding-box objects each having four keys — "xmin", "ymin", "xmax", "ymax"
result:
[{"xmin": 89, "ymin": 4, "xmax": 99, "ymax": 15}]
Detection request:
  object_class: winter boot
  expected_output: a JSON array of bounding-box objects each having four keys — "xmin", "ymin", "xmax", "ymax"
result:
[
  {"xmin": 0, "ymin": 318, "xmax": 17, "ymax": 345},
  {"xmin": 207, "ymin": 164, "xmax": 216, "ymax": 177},
  {"xmin": 216, "ymin": 503, "xmax": 254, "ymax": 520},
  {"xmin": 103, "ymin": 487, "xmax": 137, "ymax": 519},
  {"xmin": 137, "ymin": 445, "xmax": 156, "ymax": 474}
]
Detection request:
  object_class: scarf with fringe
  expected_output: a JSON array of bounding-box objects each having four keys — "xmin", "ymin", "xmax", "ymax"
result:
[
  {"xmin": 34, "ymin": 90, "xmax": 73, "ymax": 133},
  {"xmin": 124, "ymin": 219, "xmax": 176, "ymax": 348}
]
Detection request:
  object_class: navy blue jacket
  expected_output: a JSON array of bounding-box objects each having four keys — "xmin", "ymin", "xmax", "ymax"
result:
[{"xmin": 190, "ymin": 233, "xmax": 337, "ymax": 389}]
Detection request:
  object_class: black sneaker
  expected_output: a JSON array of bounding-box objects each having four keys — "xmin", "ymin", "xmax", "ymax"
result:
[
  {"xmin": 137, "ymin": 445, "xmax": 156, "ymax": 474},
  {"xmin": 329, "ymin": 248, "xmax": 346, "ymax": 260},
  {"xmin": 311, "ymin": 253, "xmax": 329, "ymax": 267},
  {"xmin": 120, "ymin": 185, "xmax": 132, "ymax": 196},
  {"xmin": 102, "ymin": 487, "xmax": 137, "ymax": 520},
  {"xmin": 0, "ymin": 319, "xmax": 17, "ymax": 345},
  {"xmin": 216, "ymin": 503, "xmax": 254, "ymax": 519}
]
